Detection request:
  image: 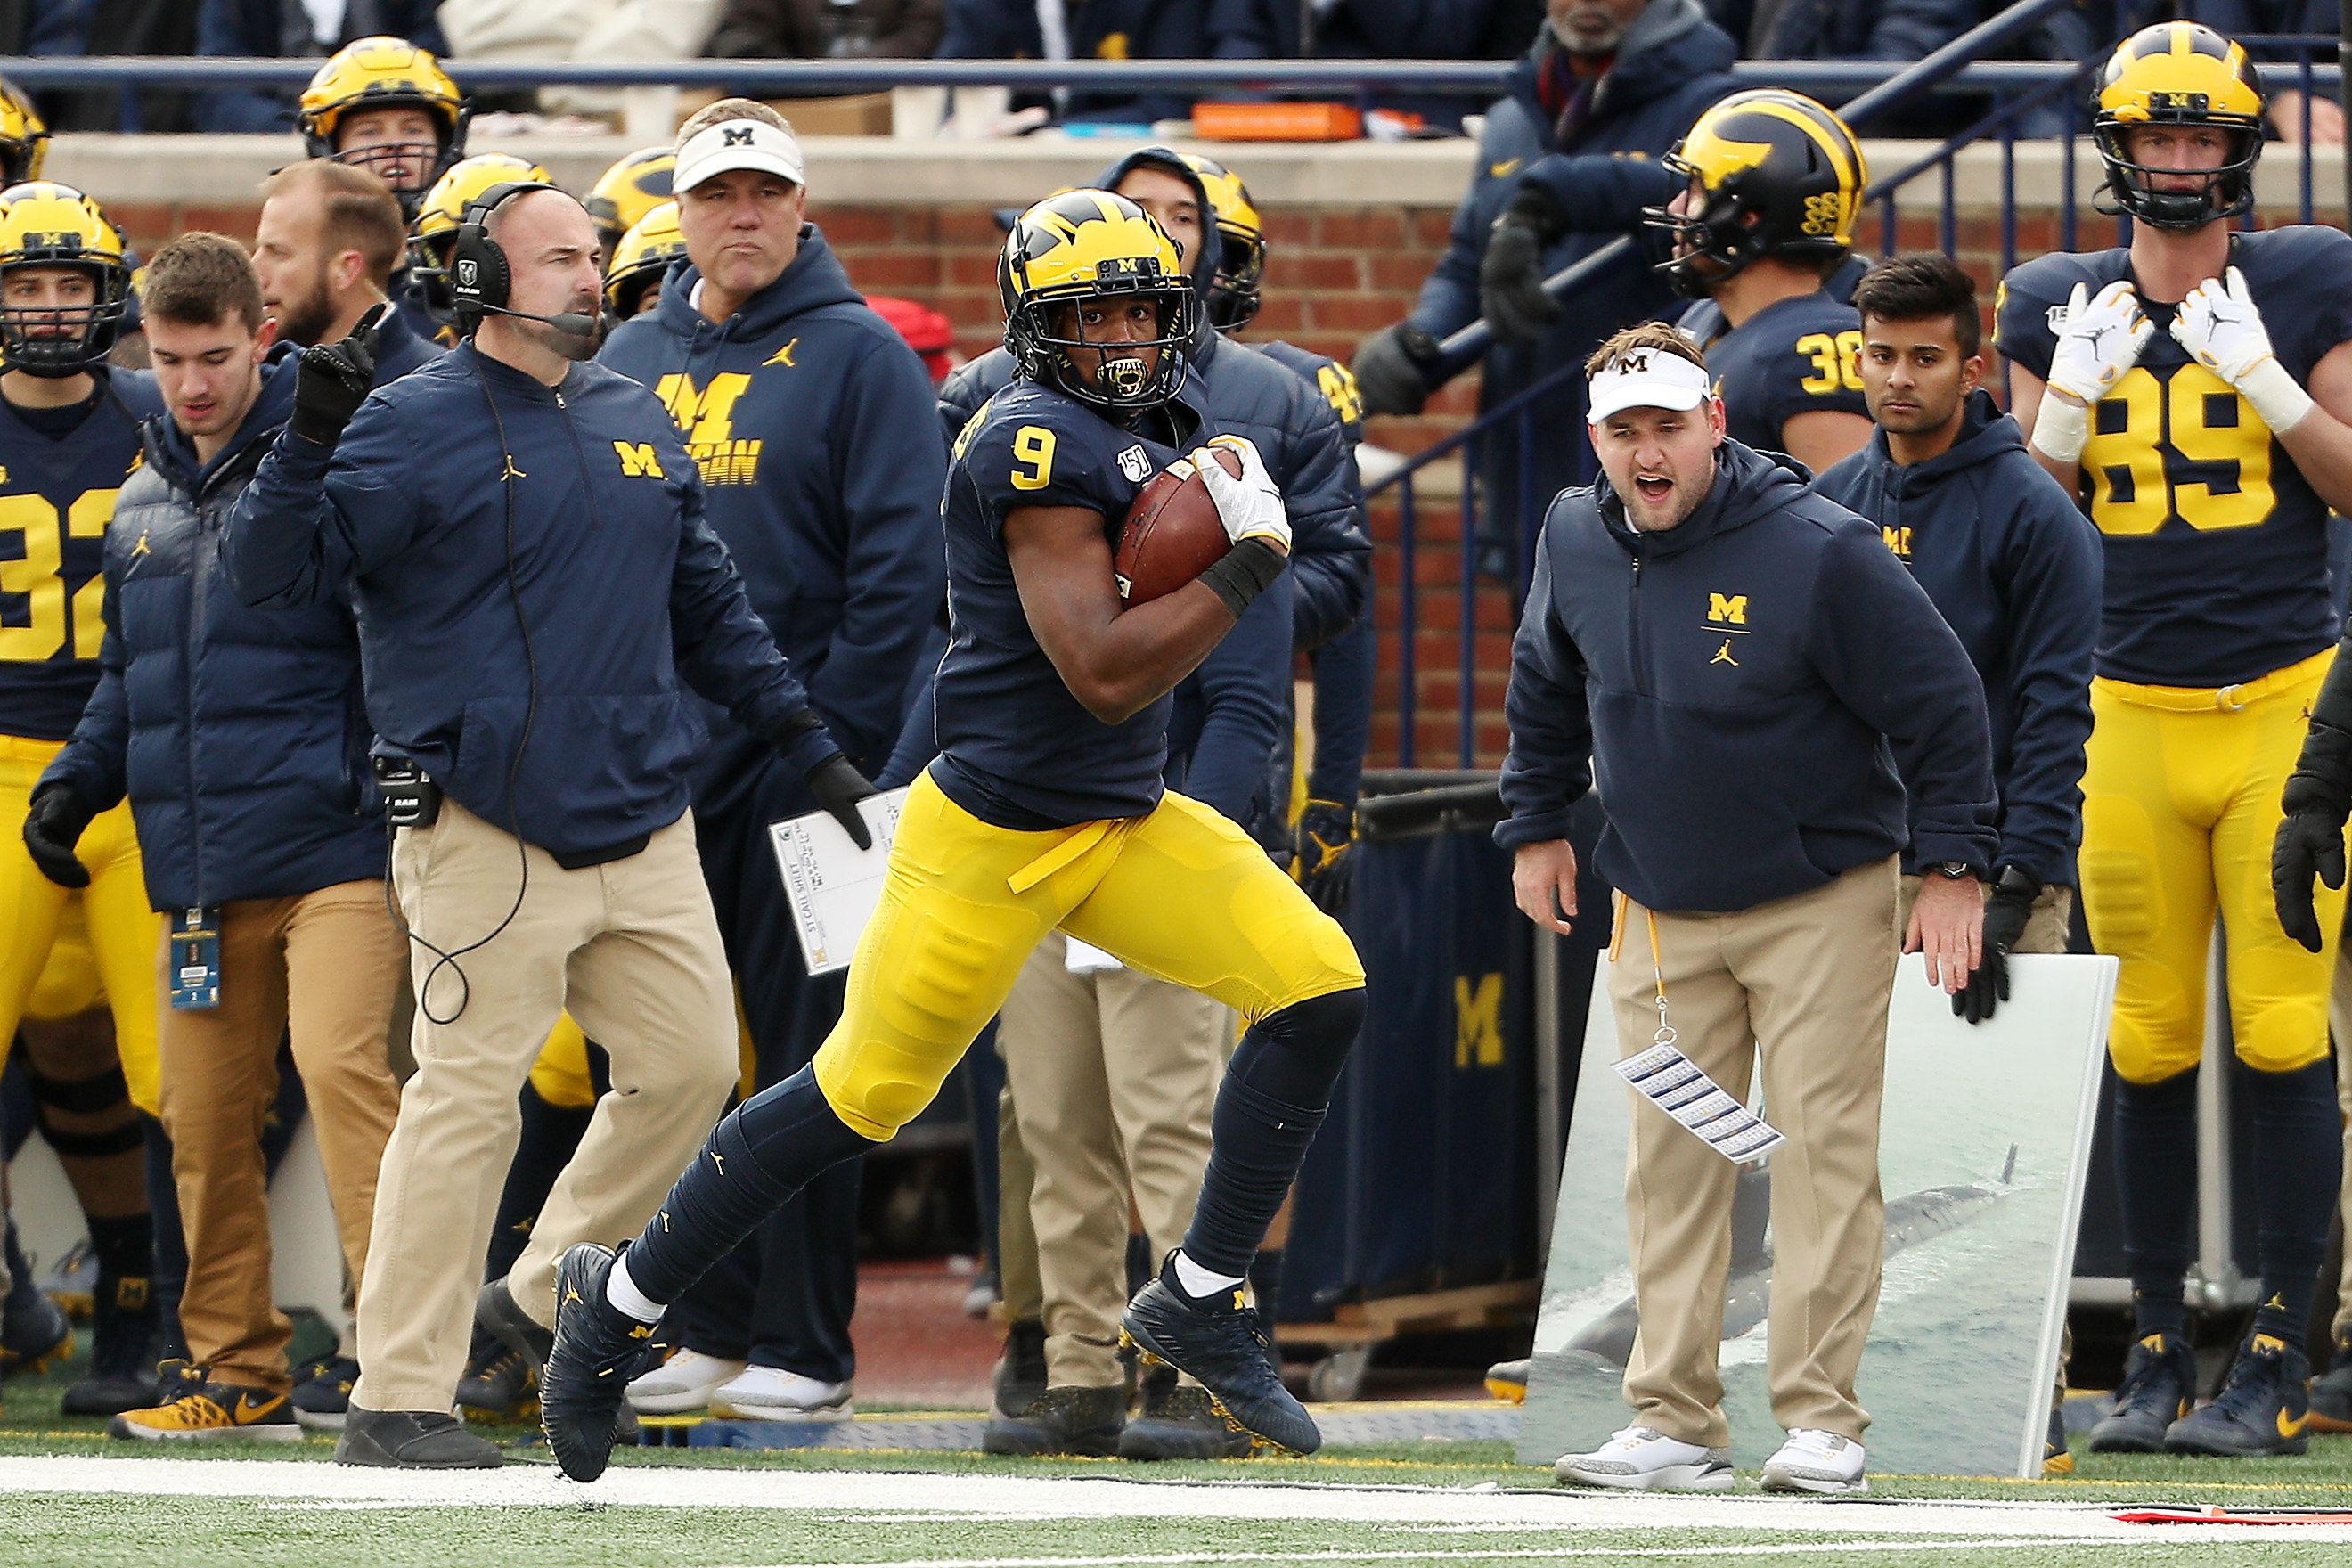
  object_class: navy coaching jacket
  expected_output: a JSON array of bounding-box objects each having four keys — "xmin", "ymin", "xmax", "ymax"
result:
[
  {"xmin": 1814, "ymin": 393, "xmax": 2100, "ymax": 889},
  {"xmin": 1496, "ymin": 440, "xmax": 1997, "ymax": 914},
  {"xmin": 225, "ymin": 345, "xmax": 841, "ymax": 864},
  {"xmin": 42, "ymin": 359, "xmax": 387, "ymax": 911},
  {"xmin": 600, "ymin": 225, "xmax": 946, "ymax": 793}
]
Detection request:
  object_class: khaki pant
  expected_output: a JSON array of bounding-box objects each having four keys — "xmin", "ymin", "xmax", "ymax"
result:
[
  {"xmin": 997, "ymin": 1077, "xmax": 1042, "ymax": 1325},
  {"xmin": 353, "ymin": 802, "xmax": 739, "ymax": 1412},
  {"xmin": 159, "ymin": 882, "xmax": 405, "ymax": 1393},
  {"xmin": 998, "ymin": 932, "xmax": 1230, "ymax": 1387},
  {"xmin": 1895, "ymin": 878, "xmax": 2074, "ymax": 955},
  {"xmin": 2329, "ymin": 948, "xmax": 2352, "ymax": 1343},
  {"xmin": 1606, "ymin": 858, "xmax": 1899, "ymax": 1446}
]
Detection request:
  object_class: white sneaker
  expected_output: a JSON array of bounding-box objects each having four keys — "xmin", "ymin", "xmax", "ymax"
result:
[
  {"xmin": 708, "ymin": 1365, "xmax": 854, "ymax": 1420},
  {"xmin": 625, "ymin": 1349, "xmax": 747, "ymax": 1415},
  {"xmin": 1555, "ymin": 1425, "xmax": 1735, "ymax": 1490},
  {"xmin": 1760, "ymin": 1428, "xmax": 1867, "ymax": 1495}
]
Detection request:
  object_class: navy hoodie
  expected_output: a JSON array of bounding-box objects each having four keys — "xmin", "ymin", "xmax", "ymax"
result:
[
  {"xmin": 1813, "ymin": 392, "xmax": 2101, "ymax": 888},
  {"xmin": 1497, "ymin": 440, "xmax": 1997, "ymax": 914},
  {"xmin": 600, "ymin": 225, "xmax": 946, "ymax": 796},
  {"xmin": 44, "ymin": 358, "xmax": 387, "ymax": 910}
]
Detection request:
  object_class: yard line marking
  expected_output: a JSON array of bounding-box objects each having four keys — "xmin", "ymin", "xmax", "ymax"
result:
[{"xmin": 716, "ymin": 1538, "xmax": 2228, "ymax": 1568}]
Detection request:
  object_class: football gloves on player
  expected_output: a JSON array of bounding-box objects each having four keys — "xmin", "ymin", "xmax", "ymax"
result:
[
  {"xmin": 2046, "ymin": 279, "xmax": 2154, "ymax": 406},
  {"xmin": 290, "ymin": 302, "xmax": 385, "ymax": 446},
  {"xmin": 2171, "ymin": 265, "xmax": 2315, "ymax": 433},
  {"xmin": 1196, "ymin": 436, "xmax": 1291, "ymax": 552}
]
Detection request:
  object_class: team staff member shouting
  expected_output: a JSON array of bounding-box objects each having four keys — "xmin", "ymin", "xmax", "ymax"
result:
[
  {"xmin": 1998, "ymin": 22, "xmax": 2352, "ymax": 1459},
  {"xmin": 1506, "ymin": 324, "xmax": 1994, "ymax": 1498},
  {"xmin": 1816, "ymin": 253, "xmax": 2100, "ymax": 1017},
  {"xmin": 0, "ymin": 182, "xmax": 166, "ymax": 1418},
  {"xmin": 539, "ymin": 191, "xmax": 1366, "ymax": 1485},
  {"xmin": 226, "ymin": 179, "xmax": 873, "ymax": 1469},
  {"xmin": 31, "ymin": 235, "xmax": 408, "ymax": 1444},
  {"xmin": 597, "ymin": 102, "xmax": 946, "ymax": 1422}
]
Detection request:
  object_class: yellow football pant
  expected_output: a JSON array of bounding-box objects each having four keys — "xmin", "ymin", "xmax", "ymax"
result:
[
  {"xmin": 2080, "ymin": 648, "xmax": 2343, "ymax": 1085},
  {"xmin": 814, "ymin": 771, "xmax": 1363, "ymax": 1141},
  {"xmin": 0, "ymin": 733, "xmax": 161, "ymax": 1114}
]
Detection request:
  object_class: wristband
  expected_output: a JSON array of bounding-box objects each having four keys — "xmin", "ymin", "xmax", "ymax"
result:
[
  {"xmin": 2236, "ymin": 356, "xmax": 2316, "ymax": 435},
  {"xmin": 1196, "ymin": 538, "xmax": 1287, "ymax": 617},
  {"xmin": 2029, "ymin": 394, "xmax": 2090, "ymax": 466}
]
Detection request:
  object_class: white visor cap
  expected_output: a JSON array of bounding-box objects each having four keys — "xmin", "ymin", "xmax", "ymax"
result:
[
  {"xmin": 675, "ymin": 118, "xmax": 806, "ymax": 194},
  {"xmin": 1586, "ymin": 347, "xmax": 1711, "ymax": 425}
]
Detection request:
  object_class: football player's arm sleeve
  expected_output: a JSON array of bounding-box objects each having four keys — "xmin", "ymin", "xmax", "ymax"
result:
[
  {"xmin": 1992, "ymin": 480, "xmax": 2102, "ymax": 886},
  {"xmin": 1175, "ymin": 569, "xmax": 1294, "ymax": 824},
  {"xmin": 226, "ymin": 398, "xmax": 418, "ymax": 607},
  {"xmin": 1282, "ymin": 386, "xmax": 1371, "ymax": 653},
  {"xmin": 666, "ymin": 459, "xmax": 840, "ymax": 776},
  {"xmin": 1495, "ymin": 536, "xmax": 1595, "ymax": 849},
  {"xmin": 812, "ymin": 340, "xmax": 951, "ymax": 770},
  {"xmin": 42, "ymin": 554, "xmax": 131, "ymax": 811},
  {"xmin": 1307, "ymin": 612, "xmax": 1376, "ymax": 808},
  {"xmin": 1807, "ymin": 523, "xmax": 2000, "ymax": 872}
]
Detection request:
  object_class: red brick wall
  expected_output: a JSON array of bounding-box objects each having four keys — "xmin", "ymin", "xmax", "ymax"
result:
[{"xmin": 110, "ymin": 195, "xmax": 2235, "ymax": 772}]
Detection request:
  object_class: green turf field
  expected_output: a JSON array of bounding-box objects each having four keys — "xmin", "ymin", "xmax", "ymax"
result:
[{"xmin": 8, "ymin": 1353, "xmax": 2352, "ymax": 1567}]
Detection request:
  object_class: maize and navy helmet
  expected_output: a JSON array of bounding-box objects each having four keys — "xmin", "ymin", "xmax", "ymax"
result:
[
  {"xmin": 605, "ymin": 200, "xmax": 687, "ymax": 320},
  {"xmin": 0, "ymin": 77, "xmax": 48, "ymax": 188},
  {"xmin": 2093, "ymin": 21, "xmax": 2266, "ymax": 229},
  {"xmin": 298, "ymin": 36, "xmax": 469, "ymax": 213},
  {"xmin": 408, "ymin": 153, "xmax": 554, "ymax": 314},
  {"xmin": 1178, "ymin": 151, "xmax": 1267, "ymax": 333},
  {"xmin": 1646, "ymin": 88, "xmax": 1866, "ymax": 299},
  {"xmin": 587, "ymin": 148, "xmax": 677, "ymax": 259},
  {"xmin": 0, "ymin": 181, "xmax": 131, "ymax": 375},
  {"xmin": 999, "ymin": 188, "xmax": 1196, "ymax": 414}
]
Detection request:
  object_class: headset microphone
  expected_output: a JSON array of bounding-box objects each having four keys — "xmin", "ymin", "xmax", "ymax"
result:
[{"xmin": 472, "ymin": 301, "xmax": 599, "ymax": 338}]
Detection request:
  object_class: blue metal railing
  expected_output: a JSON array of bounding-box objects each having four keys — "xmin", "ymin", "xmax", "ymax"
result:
[{"xmin": 1376, "ymin": 35, "xmax": 2345, "ymax": 767}]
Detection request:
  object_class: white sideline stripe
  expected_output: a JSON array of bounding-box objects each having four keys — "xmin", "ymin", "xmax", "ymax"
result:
[
  {"xmin": 5, "ymin": 1457, "xmax": 2352, "ymax": 1548},
  {"xmin": 720, "ymin": 1541, "xmax": 2201, "ymax": 1568}
]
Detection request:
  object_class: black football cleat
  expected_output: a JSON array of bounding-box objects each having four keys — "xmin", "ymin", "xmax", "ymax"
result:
[
  {"xmin": 2164, "ymin": 1335, "xmax": 2312, "ymax": 1458},
  {"xmin": 2088, "ymin": 1332, "xmax": 2196, "ymax": 1454},
  {"xmin": 539, "ymin": 1244, "xmax": 657, "ymax": 1482},
  {"xmin": 1119, "ymin": 1258, "xmax": 1318, "ymax": 1457},
  {"xmin": 1118, "ymin": 1382, "xmax": 1255, "ymax": 1460}
]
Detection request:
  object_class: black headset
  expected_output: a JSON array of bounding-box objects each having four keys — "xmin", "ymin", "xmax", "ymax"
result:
[{"xmin": 448, "ymin": 178, "xmax": 556, "ymax": 333}]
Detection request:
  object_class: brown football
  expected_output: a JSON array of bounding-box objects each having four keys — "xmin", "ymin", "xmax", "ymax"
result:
[{"xmin": 1115, "ymin": 445, "xmax": 1244, "ymax": 607}]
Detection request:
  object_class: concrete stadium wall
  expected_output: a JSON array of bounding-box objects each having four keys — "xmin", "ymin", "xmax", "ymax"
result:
[{"xmin": 56, "ymin": 134, "xmax": 2345, "ymax": 766}]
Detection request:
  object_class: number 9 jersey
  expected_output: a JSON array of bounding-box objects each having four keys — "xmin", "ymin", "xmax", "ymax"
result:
[{"xmin": 1995, "ymin": 226, "xmax": 2352, "ymax": 687}]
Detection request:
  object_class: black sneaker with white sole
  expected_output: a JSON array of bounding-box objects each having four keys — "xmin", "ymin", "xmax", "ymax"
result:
[{"xmin": 1119, "ymin": 1259, "xmax": 1317, "ymax": 1457}]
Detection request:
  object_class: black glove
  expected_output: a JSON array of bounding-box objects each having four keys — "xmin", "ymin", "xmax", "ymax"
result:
[
  {"xmin": 22, "ymin": 780, "xmax": 94, "ymax": 889},
  {"xmin": 1956, "ymin": 877, "xmax": 2038, "ymax": 1025},
  {"xmin": 289, "ymin": 302, "xmax": 385, "ymax": 446},
  {"xmin": 1350, "ymin": 323, "xmax": 1441, "ymax": 418},
  {"xmin": 1293, "ymin": 799, "xmax": 1357, "ymax": 915},
  {"xmin": 1479, "ymin": 184, "xmax": 1570, "ymax": 346},
  {"xmin": 807, "ymin": 753, "xmax": 878, "ymax": 852},
  {"xmin": 2275, "ymin": 767, "xmax": 2352, "ymax": 952}
]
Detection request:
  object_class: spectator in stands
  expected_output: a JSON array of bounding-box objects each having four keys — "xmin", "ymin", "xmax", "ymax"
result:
[
  {"xmin": 936, "ymin": 0, "xmax": 1206, "ymax": 127},
  {"xmin": 1349, "ymin": 0, "xmax": 1738, "ymax": 578},
  {"xmin": 435, "ymin": 1, "xmax": 721, "ymax": 118},
  {"xmin": 706, "ymin": 0, "xmax": 943, "ymax": 58},
  {"xmin": 2185, "ymin": 3, "xmax": 2343, "ymax": 143},
  {"xmin": 1205, "ymin": 0, "xmax": 1547, "ymax": 129},
  {"xmin": 600, "ymin": 102, "xmax": 945, "ymax": 1422},
  {"xmin": 1702, "ymin": 0, "xmax": 1965, "ymax": 63},
  {"xmin": 194, "ymin": 4, "xmax": 451, "ymax": 135},
  {"xmin": 13, "ymin": 2, "xmax": 197, "ymax": 133}
]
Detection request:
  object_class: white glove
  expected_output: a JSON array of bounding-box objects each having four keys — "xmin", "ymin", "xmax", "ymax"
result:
[
  {"xmin": 2172, "ymin": 265, "xmax": 2315, "ymax": 433},
  {"xmin": 1194, "ymin": 434, "xmax": 1291, "ymax": 551},
  {"xmin": 2046, "ymin": 279, "xmax": 2154, "ymax": 405}
]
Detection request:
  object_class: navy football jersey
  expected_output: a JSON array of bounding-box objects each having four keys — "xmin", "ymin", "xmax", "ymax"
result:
[
  {"xmin": 0, "ymin": 370, "xmax": 161, "ymax": 740},
  {"xmin": 1685, "ymin": 289, "xmax": 1868, "ymax": 455},
  {"xmin": 934, "ymin": 374, "xmax": 1210, "ymax": 829},
  {"xmin": 1257, "ymin": 339, "xmax": 1364, "ymax": 446},
  {"xmin": 1997, "ymin": 225, "xmax": 2352, "ymax": 687}
]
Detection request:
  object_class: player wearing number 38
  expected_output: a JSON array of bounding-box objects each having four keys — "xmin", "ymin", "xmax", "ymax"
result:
[{"xmin": 1997, "ymin": 21, "xmax": 2352, "ymax": 1460}]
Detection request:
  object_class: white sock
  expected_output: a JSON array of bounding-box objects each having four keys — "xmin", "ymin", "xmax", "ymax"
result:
[
  {"xmin": 605, "ymin": 1252, "xmax": 665, "ymax": 1324},
  {"xmin": 1172, "ymin": 1249, "xmax": 1246, "ymax": 1301}
]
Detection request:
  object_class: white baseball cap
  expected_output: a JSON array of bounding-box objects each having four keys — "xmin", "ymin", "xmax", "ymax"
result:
[
  {"xmin": 674, "ymin": 118, "xmax": 806, "ymax": 194},
  {"xmin": 1585, "ymin": 347, "xmax": 1712, "ymax": 425}
]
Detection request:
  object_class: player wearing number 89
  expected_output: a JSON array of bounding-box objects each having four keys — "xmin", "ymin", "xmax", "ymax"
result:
[
  {"xmin": 1648, "ymin": 90, "xmax": 1874, "ymax": 473},
  {"xmin": 537, "ymin": 189, "xmax": 1366, "ymax": 1482},
  {"xmin": 1996, "ymin": 20, "xmax": 2352, "ymax": 1459}
]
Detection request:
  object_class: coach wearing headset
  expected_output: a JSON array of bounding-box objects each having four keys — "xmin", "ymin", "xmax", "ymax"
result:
[{"xmin": 225, "ymin": 178, "xmax": 874, "ymax": 1469}]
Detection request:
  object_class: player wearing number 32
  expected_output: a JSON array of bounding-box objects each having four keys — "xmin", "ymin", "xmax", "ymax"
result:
[
  {"xmin": 1997, "ymin": 21, "xmax": 2352, "ymax": 1459},
  {"xmin": 535, "ymin": 190, "xmax": 1366, "ymax": 1484}
]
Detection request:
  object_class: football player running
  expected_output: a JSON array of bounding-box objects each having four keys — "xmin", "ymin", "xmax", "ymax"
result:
[
  {"xmin": 537, "ymin": 191, "xmax": 1366, "ymax": 1482},
  {"xmin": 1998, "ymin": 20, "xmax": 2352, "ymax": 1459}
]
